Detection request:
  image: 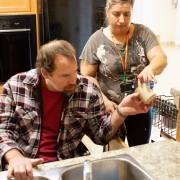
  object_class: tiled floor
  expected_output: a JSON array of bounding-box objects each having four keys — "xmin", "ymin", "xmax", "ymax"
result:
[{"xmin": 83, "ymin": 44, "xmax": 180, "ymax": 153}]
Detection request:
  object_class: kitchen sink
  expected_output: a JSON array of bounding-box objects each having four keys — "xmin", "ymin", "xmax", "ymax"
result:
[
  {"xmin": 12, "ymin": 175, "xmax": 51, "ymax": 180},
  {"xmin": 33, "ymin": 176, "xmax": 50, "ymax": 180},
  {"xmin": 60, "ymin": 154, "xmax": 154, "ymax": 180},
  {"xmin": 25, "ymin": 154, "xmax": 154, "ymax": 180}
]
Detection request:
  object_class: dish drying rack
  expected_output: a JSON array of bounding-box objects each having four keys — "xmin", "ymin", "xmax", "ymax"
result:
[{"xmin": 152, "ymin": 95, "xmax": 180, "ymax": 141}]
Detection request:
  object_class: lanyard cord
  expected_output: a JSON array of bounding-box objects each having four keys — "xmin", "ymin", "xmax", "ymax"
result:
[
  {"xmin": 111, "ymin": 32, "xmax": 129, "ymax": 72},
  {"xmin": 111, "ymin": 32, "xmax": 129, "ymax": 82}
]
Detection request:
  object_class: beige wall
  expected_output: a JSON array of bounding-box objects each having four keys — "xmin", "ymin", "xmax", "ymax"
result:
[{"xmin": 132, "ymin": 0, "xmax": 178, "ymax": 44}]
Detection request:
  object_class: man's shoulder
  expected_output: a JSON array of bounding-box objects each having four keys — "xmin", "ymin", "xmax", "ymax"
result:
[
  {"xmin": 72, "ymin": 73, "xmax": 104, "ymax": 108},
  {"xmin": 77, "ymin": 73, "xmax": 101, "ymax": 94},
  {"xmin": 5, "ymin": 69, "xmax": 39, "ymax": 87}
]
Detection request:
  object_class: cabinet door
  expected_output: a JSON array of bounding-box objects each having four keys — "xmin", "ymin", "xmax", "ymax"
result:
[
  {"xmin": 0, "ymin": 0, "xmax": 30, "ymax": 12},
  {"xmin": 0, "ymin": 84, "xmax": 3, "ymax": 94}
]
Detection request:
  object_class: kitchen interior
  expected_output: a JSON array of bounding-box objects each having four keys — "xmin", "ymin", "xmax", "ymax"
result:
[{"xmin": 0, "ymin": 0, "xmax": 180, "ymax": 179}]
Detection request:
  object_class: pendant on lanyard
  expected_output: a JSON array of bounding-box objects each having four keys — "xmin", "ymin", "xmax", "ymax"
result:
[
  {"xmin": 111, "ymin": 31, "xmax": 129, "ymax": 82},
  {"xmin": 111, "ymin": 30, "xmax": 134, "ymax": 95},
  {"xmin": 123, "ymin": 72, "xmax": 126, "ymax": 83}
]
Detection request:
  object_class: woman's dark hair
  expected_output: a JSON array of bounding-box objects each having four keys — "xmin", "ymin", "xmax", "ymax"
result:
[{"xmin": 35, "ymin": 40, "xmax": 76, "ymax": 74}]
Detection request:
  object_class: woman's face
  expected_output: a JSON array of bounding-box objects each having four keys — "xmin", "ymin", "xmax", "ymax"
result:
[{"xmin": 106, "ymin": 2, "xmax": 132, "ymax": 35}]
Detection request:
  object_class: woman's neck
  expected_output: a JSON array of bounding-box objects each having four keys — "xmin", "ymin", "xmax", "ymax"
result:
[
  {"xmin": 110, "ymin": 24, "xmax": 134, "ymax": 43},
  {"xmin": 111, "ymin": 27, "xmax": 130, "ymax": 36}
]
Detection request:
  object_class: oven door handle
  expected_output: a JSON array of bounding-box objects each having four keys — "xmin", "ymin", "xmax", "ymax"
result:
[{"xmin": 0, "ymin": 29, "xmax": 30, "ymax": 33}]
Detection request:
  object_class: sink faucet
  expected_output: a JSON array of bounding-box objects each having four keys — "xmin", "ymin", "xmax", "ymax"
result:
[{"xmin": 83, "ymin": 160, "xmax": 92, "ymax": 180}]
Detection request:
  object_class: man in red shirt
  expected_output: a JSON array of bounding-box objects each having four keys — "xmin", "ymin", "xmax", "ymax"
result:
[{"xmin": 0, "ymin": 40, "xmax": 152, "ymax": 180}]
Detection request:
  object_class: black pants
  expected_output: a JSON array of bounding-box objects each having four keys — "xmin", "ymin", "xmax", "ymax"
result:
[{"xmin": 124, "ymin": 109, "xmax": 152, "ymax": 147}]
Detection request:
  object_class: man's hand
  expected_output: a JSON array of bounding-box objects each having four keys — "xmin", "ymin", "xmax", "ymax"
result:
[
  {"xmin": 5, "ymin": 149, "xmax": 44, "ymax": 180},
  {"xmin": 108, "ymin": 92, "xmax": 153, "ymax": 140},
  {"xmin": 118, "ymin": 93, "xmax": 153, "ymax": 117}
]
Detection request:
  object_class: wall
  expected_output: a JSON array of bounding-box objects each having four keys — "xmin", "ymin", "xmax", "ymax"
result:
[
  {"xmin": 69, "ymin": 0, "xmax": 93, "ymax": 60},
  {"xmin": 132, "ymin": 0, "xmax": 179, "ymax": 44},
  {"xmin": 175, "ymin": 0, "xmax": 180, "ymax": 45}
]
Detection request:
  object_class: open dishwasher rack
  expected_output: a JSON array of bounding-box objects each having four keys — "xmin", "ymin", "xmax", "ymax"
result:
[{"xmin": 152, "ymin": 95, "xmax": 179, "ymax": 140}]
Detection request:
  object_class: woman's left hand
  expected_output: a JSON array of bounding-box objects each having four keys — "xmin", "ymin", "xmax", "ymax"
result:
[
  {"xmin": 137, "ymin": 65, "xmax": 157, "ymax": 85},
  {"xmin": 104, "ymin": 98, "xmax": 117, "ymax": 115}
]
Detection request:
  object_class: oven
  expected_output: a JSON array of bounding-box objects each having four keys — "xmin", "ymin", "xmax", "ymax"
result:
[{"xmin": 0, "ymin": 14, "xmax": 37, "ymax": 83}]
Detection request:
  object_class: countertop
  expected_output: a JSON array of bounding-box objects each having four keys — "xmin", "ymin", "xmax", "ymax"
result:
[{"xmin": 0, "ymin": 139, "xmax": 180, "ymax": 180}]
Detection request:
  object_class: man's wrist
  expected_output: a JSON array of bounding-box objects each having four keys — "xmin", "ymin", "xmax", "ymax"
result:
[
  {"xmin": 116, "ymin": 107, "xmax": 127, "ymax": 119},
  {"xmin": 4, "ymin": 149, "xmax": 23, "ymax": 163}
]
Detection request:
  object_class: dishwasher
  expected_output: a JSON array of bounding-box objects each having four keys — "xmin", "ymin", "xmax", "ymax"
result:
[{"xmin": 152, "ymin": 93, "xmax": 180, "ymax": 141}]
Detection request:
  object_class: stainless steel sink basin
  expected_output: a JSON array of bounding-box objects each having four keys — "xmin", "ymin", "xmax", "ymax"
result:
[
  {"xmin": 60, "ymin": 154, "xmax": 154, "ymax": 180},
  {"xmin": 23, "ymin": 154, "xmax": 154, "ymax": 180},
  {"xmin": 33, "ymin": 176, "xmax": 50, "ymax": 180},
  {"xmin": 12, "ymin": 175, "xmax": 50, "ymax": 180}
]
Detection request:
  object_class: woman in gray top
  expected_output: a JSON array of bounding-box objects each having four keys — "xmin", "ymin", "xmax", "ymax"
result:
[{"xmin": 80, "ymin": 0, "xmax": 167, "ymax": 146}]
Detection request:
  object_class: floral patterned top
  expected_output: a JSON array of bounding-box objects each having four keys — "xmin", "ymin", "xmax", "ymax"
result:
[{"xmin": 80, "ymin": 23, "xmax": 159, "ymax": 103}]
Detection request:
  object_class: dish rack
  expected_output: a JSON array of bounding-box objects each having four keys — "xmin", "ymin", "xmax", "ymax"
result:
[{"xmin": 152, "ymin": 95, "xmax": 179, "ymax": 140}]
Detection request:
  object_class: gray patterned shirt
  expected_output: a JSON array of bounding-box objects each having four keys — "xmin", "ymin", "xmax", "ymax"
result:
[{"xmin": 80, "ymin": 23, "xmax": 159, "ymax": 103}]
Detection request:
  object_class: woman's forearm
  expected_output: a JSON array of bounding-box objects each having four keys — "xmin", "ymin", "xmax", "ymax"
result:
[
  {"xmin": 147, "ymin": 45, "xmax": 167, "ymax": 75},
  {"xmin": 149, "ymin": 54, "xmax": 167, "ymax": 75}
]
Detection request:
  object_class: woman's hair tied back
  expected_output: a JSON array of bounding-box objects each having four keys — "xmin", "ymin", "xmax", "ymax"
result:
[{"xmin": 106, "ymin": 0, "xmax": 135, "ymax": 9}]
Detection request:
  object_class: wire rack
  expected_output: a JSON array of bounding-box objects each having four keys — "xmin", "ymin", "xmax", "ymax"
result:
[{"xmin": 152, "ymin": 95, "xmax": 179, "ymax": 140}]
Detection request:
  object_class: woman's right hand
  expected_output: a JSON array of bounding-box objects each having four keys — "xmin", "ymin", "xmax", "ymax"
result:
[{"xmin": 104, "ymin": 98, "xmax": 117, "ymax": 115}]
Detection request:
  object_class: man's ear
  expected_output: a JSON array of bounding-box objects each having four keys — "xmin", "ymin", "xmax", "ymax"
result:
[{"xmin": 41, "ymin": 68, "xmax": 49, "ymax": 79}]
